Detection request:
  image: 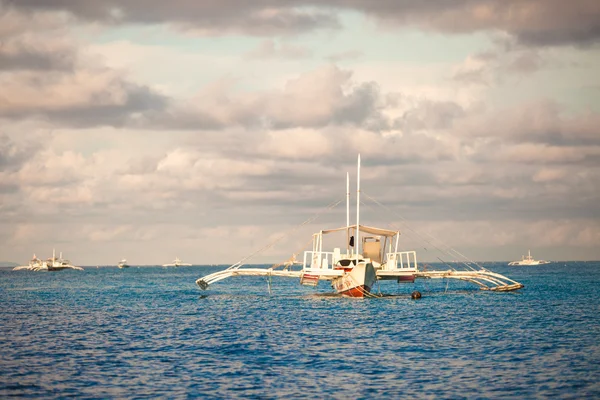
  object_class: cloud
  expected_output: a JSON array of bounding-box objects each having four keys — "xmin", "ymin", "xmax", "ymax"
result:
[
  {"xmin": 0, "ymin": 134, "xmax": 41, "ymax": 172},
  {"xmin": 244, "ymin": 39, "xmax": 312, "ymax": 60},
  {"xmin": 532, "ymin": 168, "xmax": 568, "ymax": 183},
  {"xmin": 2, "ymin": 1, "xmax": 339, "ymax": 36},
  {"xmin": 0, "ymin": 69, "xmax": 168, "ymax": 127},
  {"xmin": 141, "ymin": 65, "xmax": 388, "ymax": 131},
  {"xmin": 0, "ymin": 8, "xmax": 169, "ymax": 128},
  {"xmin": 326, "ymin": 50, "xmax": 363, "ymax": 62},
  {"xmin": 0, "ymin": 38, "xmax": 75, "ymax": 71},
  {"xmin": 393, "ymin": 99, "xmax": 465, "ymax": 134},
  {"xmin": 455, "ymin": 100, "xmax": 600, "ymax": 148},
  {"xmin": 340, "ymin": 0, "xmax": 600, "ymax": 47},
  {"xmin": 0, "ymin": 7, "xmax": 77, "ymax": 72},
  {"xmin": 5, "ymin": 0, "xmax": 599, "ymax": 46},
  {"xmin": 452, "ymin": 45, "xmax": 547, "ymax": 87},
  {"xmin": 1, "ymin": 123, "xmax": 599, "ymax": 264}
]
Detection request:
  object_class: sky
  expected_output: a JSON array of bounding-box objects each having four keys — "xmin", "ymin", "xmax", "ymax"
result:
[{"xmin": 1, "ymin": 0, "xmax": 599, "ymax": 265}]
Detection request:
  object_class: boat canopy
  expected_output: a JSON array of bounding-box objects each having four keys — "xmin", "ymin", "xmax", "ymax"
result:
[{"xmin": 321, "ymin": 224, "xmax": 399, "ymax": 237}]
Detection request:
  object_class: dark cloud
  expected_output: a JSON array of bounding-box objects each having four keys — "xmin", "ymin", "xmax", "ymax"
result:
[
  {"xmin": 139, "ymin": 66, "xmax": 388, "ymax": 131},
  {"xmin": 333, "ymin": 0, "xmax": 600, "ymax": 47},
  {"xmin": 457, "ymin": 101, "xmax": 600, "ymax": 149},
  {"xmin": 2, "ymin": 1, "xmax": 339, "ymax": 36},
  {"xmin": 0, "ymin": 80, "xmax": 169, "ymax": 128},
  {"xmin": 51, "ymin": 84, "xmax": 169, "ymax": 128},
  {"xmin": 0, "ymin": 133, "xmax": 40, "ymax": 172},
  {"xmin": 0, "ymin": 47, "xmax": 74, "ymax": 71},
  {"xmin": 505, "ymin": 52, "xmax": 542, "ymax": 75},
  {"xmin": 394, "ymin": 99, "xmax": 465, "ymax": 134},
  {"xmin": 4, "ymin": 0, "xmax": 599, "ymax": 46}
]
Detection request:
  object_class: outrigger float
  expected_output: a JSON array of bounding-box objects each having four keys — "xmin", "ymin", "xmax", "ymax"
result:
[{"xmin": 196, "ymin": 156, "xmax": 523, "ymax": 297}]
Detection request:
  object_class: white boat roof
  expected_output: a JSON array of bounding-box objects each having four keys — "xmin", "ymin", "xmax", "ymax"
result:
[{"xmin": 321, "ymin": 224, "xmax": 399, "ymax": 237}]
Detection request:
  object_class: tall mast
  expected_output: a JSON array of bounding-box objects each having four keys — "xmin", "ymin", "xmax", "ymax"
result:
[
  {"xmin": 346, "ymin": 172, "xmax": 350, "ymax": 256},
  {"xmin": 356, "ymin": 154, "xmax": 360, "ymax": 264}
]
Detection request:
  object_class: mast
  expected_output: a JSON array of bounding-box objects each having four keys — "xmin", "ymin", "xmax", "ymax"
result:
[
  {"xmin": 356, "ymin": 154, "xmax": 360, "ymax": 264},
  {"xmin": 346, "ymin": 172, "xmax": 350, "ymax": 256}
]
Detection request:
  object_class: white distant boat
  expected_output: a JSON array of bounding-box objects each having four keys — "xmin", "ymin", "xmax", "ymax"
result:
[
  {"xmin": 163, "ymin": 257, "xmax": 192, "ymax": 267},
  {"xmin": 508, "ymin": 250, "xmax": 551, "ymax": 266},
  {"xmin": 118, "ymin": 259, "xmax": 130, "ymax": 268},
  {"xmin": 196, "ymin": 155, "xmax": 524, "ymax": 297},
  {"xmin": 45, "ymin": 250, "xmax": 84, "ymax": 271},
  {"xmin": 14, "ymin": 250, "xmax": 83, "ymax": 271},
  {"xmin": 12, "ymin": 253, "xmax": 44, "ymax": 271}
]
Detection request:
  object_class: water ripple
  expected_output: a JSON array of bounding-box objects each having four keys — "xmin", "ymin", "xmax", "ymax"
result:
[{"xmin": 1, "ymin": 263, "xmax": 599, "ymax": 398}]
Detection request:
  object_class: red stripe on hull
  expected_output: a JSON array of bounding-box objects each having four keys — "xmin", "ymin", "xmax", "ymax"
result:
[{"xmin": 339, "ymin": 285, "xmax": 371, "ymax": 298}]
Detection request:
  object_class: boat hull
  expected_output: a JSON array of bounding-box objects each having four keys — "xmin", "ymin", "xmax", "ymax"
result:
[
  {"xmin": 332, "ymin": 262, "xmax": 376, "ymax": 298},
  {"xmin": 397, "ymin": 274, "xmax": 416, "ymax": 283},
  {"xmin": 508, "ymin": 261, "xmax": 550, "ymax": 266}
]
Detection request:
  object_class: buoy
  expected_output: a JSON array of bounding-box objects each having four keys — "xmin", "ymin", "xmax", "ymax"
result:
[{"xmin": 411, "ymin": 291, "xmax": 422, "ymax": 299}]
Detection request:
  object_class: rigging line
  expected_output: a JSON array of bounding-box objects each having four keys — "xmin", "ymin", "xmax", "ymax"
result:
[
  {"xmin": 361, "ymin": 192, "xmax": 480, "ymax": 271},
  {"xmin": 271, "ymin": 236, "xmax": 314, "ymax": 270},
  {"xmin": 437, "ymin": 257, "xmax": 457, "ymax": 271},
  {"xmin": 358, "ymin": 196, "xmax": 475, "ymax": 271},
  {"xmin": 227, "ymin": 197, "xmax": 344, "ymax": 271}
]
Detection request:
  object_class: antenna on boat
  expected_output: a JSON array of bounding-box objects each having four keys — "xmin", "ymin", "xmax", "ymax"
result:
[
  {"xmin": 346, "ymin": 172, "xmax": 350, "ymax": 256},
  {"xmin": 356, "ymin": 154, "xmax": 361, "ymax": 265}
]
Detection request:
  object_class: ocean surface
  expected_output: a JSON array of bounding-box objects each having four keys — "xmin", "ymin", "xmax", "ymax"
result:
[{"xmin": 1, "ymin": 262, "xmax": 599, "ymax": 399}]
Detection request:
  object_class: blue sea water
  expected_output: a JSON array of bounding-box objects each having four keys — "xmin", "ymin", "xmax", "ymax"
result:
[{"xmin": 1, "ymin": 262, "xmax": 599, "ymax": 399}]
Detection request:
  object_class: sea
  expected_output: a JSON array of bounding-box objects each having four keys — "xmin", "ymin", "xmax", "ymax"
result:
[{"xmin": 1, "ymin": 262, "xmax": 599, "ymax": 399}]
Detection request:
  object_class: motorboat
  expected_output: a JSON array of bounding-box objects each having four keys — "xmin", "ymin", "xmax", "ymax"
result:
[
  {"xmin": 162, "ymin": 257, "xmax": 192, "ymax": 267},
  {"xmin": 118, "ymin": 259, "xmax": 130, "ymax": 268},
  {"xmin": 508, "ymin": 250, "xmax": 551, "ymax": 266}
]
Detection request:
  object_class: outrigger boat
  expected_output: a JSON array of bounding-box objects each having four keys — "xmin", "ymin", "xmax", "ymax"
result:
[
  {"xmin": 12, "ymin": 254, "xmax": 44, "ymax": 271},
  {"xmin": 14, "ymin": 250, "xmax": 83, "ymax": 271},
  {"xmin": 196, "ymin": 156, "xmax": 524, "ymax": 297},
  {"xmin": 162, "ymin": 257, "xmax": 192, "ymax": 267}
]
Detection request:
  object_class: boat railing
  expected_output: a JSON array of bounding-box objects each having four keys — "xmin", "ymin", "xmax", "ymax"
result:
[
  {"xmin": 303, "ymin": 250, "xmax": 338, "ymax": 270},
  {"xmin": 384, "ymin": 251, "xmax": 417, "ymax": 271}
]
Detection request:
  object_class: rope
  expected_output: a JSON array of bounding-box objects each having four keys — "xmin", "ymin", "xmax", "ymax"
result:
[
  {"xmin": 271, "ymin": 237, "xmax": 314, "ymax": 270},
  {"xmin": 361, "ymin": 192, "xmax": 482, "ymax": 271},
  {"xmin": 227, "ymin": 197, "xmax": 344, "ymax": 271}
]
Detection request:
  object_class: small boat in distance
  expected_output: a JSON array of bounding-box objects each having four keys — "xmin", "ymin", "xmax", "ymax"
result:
[
  {"xmin": 12, "ymin": 253, "xmax": 44, "ymax": 271},
  {"xmin": 162, "ymin": 257, "xmax": 192, "ymax": 267},
  {"xmin": 45, "ymin": 250, "xmax": 84, "ymax": 271},
  {"xmin": 14, "ymin": 250, "xmax": 83, "ymax": 271},
  {"xmin": 118, "ymin": 259, "xmax": 130, "ymax": 268},
  {"xmin": 508, "ymin": 250, "xmax": 551, "ymax": 266}
]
